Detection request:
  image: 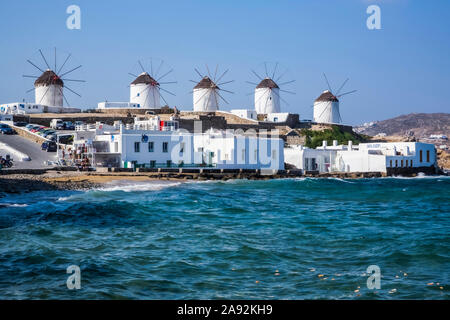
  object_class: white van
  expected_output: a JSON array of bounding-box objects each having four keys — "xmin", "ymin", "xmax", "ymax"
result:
[{"xmin": 50, "ymin": 119, "xmax": 64, "ymax": 130}]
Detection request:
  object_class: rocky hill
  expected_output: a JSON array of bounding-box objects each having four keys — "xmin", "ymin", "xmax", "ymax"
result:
[{"xmin": 355, "ymin": 113, "xmax": 450, "ymax": 138}]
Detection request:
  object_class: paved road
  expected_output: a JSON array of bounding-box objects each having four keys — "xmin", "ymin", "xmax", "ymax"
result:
[{"xmin": 0, "ymin": 134, "xmax": 57, "ymax": 169}]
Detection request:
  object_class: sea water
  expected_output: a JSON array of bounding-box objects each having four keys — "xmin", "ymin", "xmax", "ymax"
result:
[{"xmin": 0, "ymin": 177, "xmax": 449, "ymax": 299}]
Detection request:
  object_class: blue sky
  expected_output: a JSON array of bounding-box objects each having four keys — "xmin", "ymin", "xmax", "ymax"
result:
[{"xmin": 0, "ymin": 0, "xmax": 449, "ymax": 125}]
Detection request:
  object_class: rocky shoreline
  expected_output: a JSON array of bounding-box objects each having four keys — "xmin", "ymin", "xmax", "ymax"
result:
[
  {"xmin": 0, "ymin": 169, "xmax": 445, "ymax": 197},
  {"xmin": 0, "ymin": 173, "xmax": 102, "ymax": 195}
]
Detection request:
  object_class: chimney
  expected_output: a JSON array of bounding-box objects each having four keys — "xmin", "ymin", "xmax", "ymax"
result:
[
  {"xmin": 322, "ymin": 140, "xmax": 328, "ymax": 148},
  {"xmin": 348, "ymin": 140, "xmax": 353, "ymax": 150},
  {"xmin": 333, "ymin": 140, "xmax": 338, "ymax": 147}
]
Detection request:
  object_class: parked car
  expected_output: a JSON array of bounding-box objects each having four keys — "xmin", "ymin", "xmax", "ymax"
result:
[
  {"xmin": 41, "ymin": 141, "xmax": 57, "ymax": 152},
  {"xmin": 13, "ymin": 121, "xmax": 27, "ymax": 127},
  {"xmin": 0, "ymin": 124, "xmax": 15, "ymax": 135},
  {"xmin": 63, "ymin": 121, "xmax": 75, "ymax": 130},
  {"xmin": 30, "ymin": 126, "xmax": 44, "ymax": 133},
  {"xmin": 50, "ymin": 119, "xmax": 64, "ymax": 130},
  {"xmin": 25, "ymin": 124, "xmax": 38, "ymax": 131},
  {"xmin": 74, "ymin": 121, "xmax": 85, "ymax": 126},
  {"xmin": 36, "ymin": 127, "xmax": 50, "ymax": 135},
  {"xmin": 42, "ymin": 130, "xmax": 55, "ymax": 138}
]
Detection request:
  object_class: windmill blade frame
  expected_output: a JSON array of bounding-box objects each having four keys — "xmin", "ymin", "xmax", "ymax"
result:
[
  {"xmin": 215, "ymin": 90, "xmax": 229, "ymax": 105},
  {"xmin": 336, "ymin": 78, "xmax": 349, "ymax": 96},
  {"xmin": 59, "ymin": 65, "xmax": 82, "ymax": 78},
  {"xmin": 27, "ymin": 59, "xmax": 45, "ymax": 73},
  {"xmin": 317, "ymin": 101, "xmax": 332, "ymax": 120},
  {"xmin": 323, "ymin": 73, "xmax": 333, "ymax": 93},
  {"xmin": 39, "ymin": 49, "xmax": 51, "ymax": 70},
  {"xmin": 337, "ymin": 90, "xmax": 357, "ymax": 98},
  {"xmin": 57, "ymin": 53, "xmax": 71, "ymax": 75}
]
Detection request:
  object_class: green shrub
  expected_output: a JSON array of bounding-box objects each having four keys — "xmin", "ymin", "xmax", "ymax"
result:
[{"xmin": 300, "ymin": 125, "xmax": 367, "ymax": 149}]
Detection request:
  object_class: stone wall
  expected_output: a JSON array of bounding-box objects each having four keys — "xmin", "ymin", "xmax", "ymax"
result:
[{"xmin": 13, "ymin": 125, "xmax": 47, "ymax": 144}]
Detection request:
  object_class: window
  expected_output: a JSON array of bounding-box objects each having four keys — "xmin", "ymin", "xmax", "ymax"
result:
[
  {"xmin": 426, "ymin": 150, "xmax": 430, "ymax": 162},
  {"xmin": 134, "ymin": 142, "xmax": 140, "ymax": 153},
  {"xmin": 420, "ymin": 150, "xmax": 423, "ymax": 162},
  {"xmin": 163, "ymin": 142, "xmax": 168, "ymax": 153},
  {"xmin": 148, "ymin": 141, "xmax": 154, "ymax": 152},
  {"xmin": 390, "ymin": 160, "xmax": 392, "ymax": 167},
  {"xmin": 401, "ymin": 160, "xmax": 403, "ymax": 167},
  {"xmin": 150, "ymin": 160, "xmax": 156, "ymax": 168},
  {"xmin": 180, "ymin": 142, "xmax": 185, "ymax": 154},
  {"xmin": 137, "ymin": 93, "xmax": 140, "ymax": 97},
  {"xmin": 410, "ymin": 160, "xmax": 413, "ymax": 167},
  {"xmin": 166, "ymin": 160, "xmax": 172, "ymax": 167},
  {"xmin": 395, "ymin": 160, "xmax": 398, "ymax": 167},
  {"xmin": 405, "ymin": 160, "xmax": 408, "ymax": 167}
]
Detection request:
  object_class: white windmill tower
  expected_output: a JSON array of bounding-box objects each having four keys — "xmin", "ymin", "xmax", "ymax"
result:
[
  {"xmin": 23, "ymin": 48, "xmax": 84, "ymax": 107},
  {"xmin": 129, "ymin": 59, "xmax": 176, "ymax": 108},
  {"xmin": 191, "ymin": 66, "xmax": 234, "ymax": 112},
  {"xmin": 34, "ymin": 70, "xmax": 64, "ymax": 107},
  {"xmin": 313, "ymin": 74, "xmax": 356, "ymax": 124},
  {"xmin": 247, "ymin": 63, "xmax": 295, "ymax": 114}
]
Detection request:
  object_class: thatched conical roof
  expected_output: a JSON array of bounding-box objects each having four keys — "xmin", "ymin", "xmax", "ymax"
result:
[
  {"xmin": 315, "ymin": 90, "xmax": 339, "ymax": 102},
  {"xmin": 256, "ymin": 78, "xmax": 279, "ymax": 89},
  {"xmin": 194, "ymin": 76, "xmax": 219, "ymax": 89},
  {"xmin": 34, "ymin": 70, "xmax": 64, "ymax": 86},
  {"xmin": 131, "ymin": 72, "xmax": 159, "ymax": 86}
]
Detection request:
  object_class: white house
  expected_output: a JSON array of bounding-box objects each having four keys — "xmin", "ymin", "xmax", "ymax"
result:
[
  {"xmin": 265, "ymin": 113, "xmax": 290, "ymax": 123},
  {"xmin": 285, "ymin": 141, "xmax": 437, "ymax": 173},
  {"xmin": 0, "ymin": 103, "xmax": 44, "ymax": 115},
  {"xmin": 194, "ymin": 129, "xmax": 284, "ymax": 170},
  {"xmin": 230, "ymin": 109, "xmax": 258, "ymax": 121},
  {"xmin": 72, "ymin": 117, "xmax": 285, "ymax": 171},
  {"xmin": 97, "ymin": 102, "xmax": 141, "ymax": 109}
]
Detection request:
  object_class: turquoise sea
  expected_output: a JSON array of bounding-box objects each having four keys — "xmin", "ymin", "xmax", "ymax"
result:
[{"xmin": 0, "ymin": 176, "xmax": 449, "ymax": 299}]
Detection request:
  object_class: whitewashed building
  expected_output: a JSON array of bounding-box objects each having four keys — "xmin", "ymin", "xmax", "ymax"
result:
[
  {"xmin": 265, "ymin": 113, "xmax": 290, "ymax": 123},
  {"xmin": 230, "ymin": 109, "xmax": 258, "ymax": 121},
  {"xmin": 73, "ymin": 117, "xmax": 285, "ymax": 171},
  {"xmin": 285, "ymin": 141, "xmax": 437, "ymax": 173},
  {"xmin": 97, "ymin": 102, "xmax": 141, "ymax": 109},
  {"xmin": 0, "ymin": 102, "xmax": 44, "ymax": 115}
]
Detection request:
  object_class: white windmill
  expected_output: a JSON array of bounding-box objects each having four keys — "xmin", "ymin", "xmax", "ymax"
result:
[
  {"xmin": 313, "ymin": 74, "xmax": 356, "ymax": 124},
  {"xmin": 191, "ymin": 65, "xmax": 234, "ymax": 112},
  {"xmin": 129, "ymin": 59, "xmax": 176, "ymax": 108},
  {"xmin": 247, "ymin": 62, "xmax": 295, "ymax": 114},
  {"xmin": 23, "ymin": 48, "xmax": 84, "ymax": 107}
]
